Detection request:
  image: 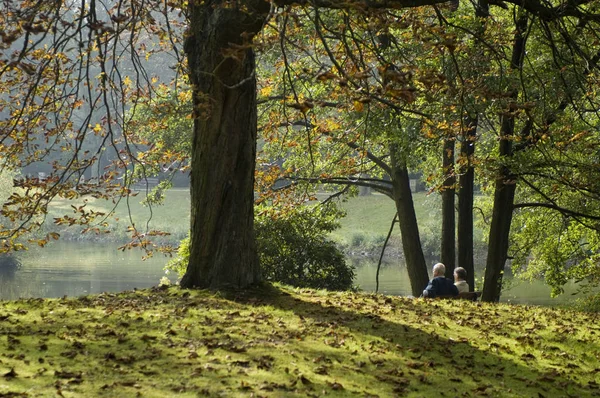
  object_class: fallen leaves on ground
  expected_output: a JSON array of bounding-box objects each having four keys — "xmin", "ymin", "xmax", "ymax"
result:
[{"xmin": 0, "ymin": 285, "xmax": 598, "ymax": 397}]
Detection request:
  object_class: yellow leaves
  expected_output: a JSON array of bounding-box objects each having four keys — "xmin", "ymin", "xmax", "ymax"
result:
[
  {"xmin": 316, "ymin": 70, "xmax": 337, "ymax": 81},
  {"xmin": 569, "ymin": 131, "xmax": 589, "ymax": 143},
  {"xmin": 29, "ymin": 233, "xmax": 59, "ymax": 248},
  {"xmin": 177, "ymin": 90, "xmax": 192, "ymax": 102},
  {"xmin": 436, "ymin": 121, "xmax": 450, "ymax": 131},
  {"xmin": 325, "ymin": 119, "xmax": 341, "ymax": 131},
  {"xmin": 123, "ymin": 76, "xmax": 132, "ymax": 87},
  {"xmin": 92, "ymin": 124, "xmax": 102, "ymax": 134},
  {"xmin": 385, "ymin": 87, "xmax": 417, "ymax": 104},
  {"xmin": 353, "ymin": 100, "xmax": 364, "ymax": 112},
  {"xmin": 260, "ymin": 85, "xmax": 273, "ymax": 97}
]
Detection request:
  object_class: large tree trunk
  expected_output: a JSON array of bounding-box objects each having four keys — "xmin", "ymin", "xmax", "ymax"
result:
[
  {"xmin": 441, "ymin": 137, "xmax": 456, "ymax": 278},
  {"xmin": 390, "ymin": 147, "xmax": 430, "ymax": 297},
  {"xmin": 457, "ymin": 116, "xmax": 477, "ymax": 291},
  {"xmin": 481, "ymin": 11, "xmax": 528, "ymax": 302},
  {"xmin": 180, "ymin": 2, "xmax": 266, "ymax": 289}
]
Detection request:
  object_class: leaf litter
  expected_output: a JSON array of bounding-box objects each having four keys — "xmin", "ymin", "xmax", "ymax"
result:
[{"xmin": 0, "ymin": 285, "xmax": 597, "ymax": 397}]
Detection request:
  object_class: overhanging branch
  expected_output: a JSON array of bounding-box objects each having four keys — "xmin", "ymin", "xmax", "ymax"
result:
[
  {"xmin": 513, "ymin": 202, "xmax": 600, "ymax": 221},
  {"xmin": 284, "ymin": 175, "xmax": 394, "ymax": 196}
]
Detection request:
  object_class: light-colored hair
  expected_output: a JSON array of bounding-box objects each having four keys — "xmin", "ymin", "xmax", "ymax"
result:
[
  {"xmin": 454, "ymin": 267, "xmax": 467, "ymax": 281},
  {"xmin": 432, "ymin": 263, "xmax": 446, "ymax": 277}
]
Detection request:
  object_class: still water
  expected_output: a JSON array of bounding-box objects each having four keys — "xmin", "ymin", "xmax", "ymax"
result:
[
  {"xmin": 352, "ymin": 258, "xmax": 592, "ymax": 306},
  {"xmin": 0, "ymin": 242, "xmax": 169, "ymax": 300},
  {"xmin": 0, "ymin": 242, "xmax": 591, "ymax": 306}
]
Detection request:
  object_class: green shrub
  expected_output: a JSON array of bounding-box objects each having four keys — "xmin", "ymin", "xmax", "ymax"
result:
[
  {"xmin": 256, "ymin": 203, "xmax": 354, "ymax": 291},
  {"xmin": 165, "ymin": 234, "xmax": 191, "ymax": 277},
  {"xmin": 370, "ymin": 234, "xmax": 387, "ymax": 246},
  {"xmin": 351, "ymin": 232, "xmax": 367, "ymax": 247},
  {"xmin": 167, "ymin": 203, "xmax": 355, "ymax": 291},
  {"xmin": 572, "ymin": 293, "xmax": 600, "ymax": 313}
]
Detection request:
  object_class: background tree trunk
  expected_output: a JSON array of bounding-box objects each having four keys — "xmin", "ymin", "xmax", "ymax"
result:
[
  {"xmin": 441, "ymin": 137, "xmax": 456, "ymax": 278},
  {"xmin": 180, "ymin": 2, "xmax": 266, "ymax": 289},
  {"xmin": 457, "ymin": 116, "xmax": 477, "ymax": 291},
  {"xmin": 390, "ymin": 147, "xmax": 430, "ymax": 296},
  {"xmin": 481, "ymin": 11, "xmax": 528, "ymax": 301},
  {"xmin": 481, "ymin": 140, "xmax": 516, "ymax": 301}
]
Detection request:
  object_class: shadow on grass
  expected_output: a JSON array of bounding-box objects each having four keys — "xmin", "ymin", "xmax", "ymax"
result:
[{"xmin": 225, "ymin": 285, "xmax": 596, "ymax": 397}]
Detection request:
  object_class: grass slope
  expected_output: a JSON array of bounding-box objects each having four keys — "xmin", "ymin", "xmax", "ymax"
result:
[
  {"xmin": 330, "ymin": 193, "xmax": 435, "ymax": 247},
  {"xmin": 46, "ymin": 189, "xmax": 191, "ymax": 242},
  {"xmin": 0, "ymin": 286, "xmax": 598, "ymax": 397},
  {"xmin": 45, "ymin": 189, "xmax": 432, "ymax": 246}
]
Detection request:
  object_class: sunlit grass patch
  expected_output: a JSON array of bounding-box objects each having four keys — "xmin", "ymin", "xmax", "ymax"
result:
[
  {"xmin": 44, "ymin": 189, "xmax": 191, "ymax": 243},
  {"xmin": 0, "ymin": 285, "xmax": 598, "ymax": 397}
]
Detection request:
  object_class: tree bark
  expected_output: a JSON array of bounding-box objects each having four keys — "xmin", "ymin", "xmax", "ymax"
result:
[
  {"xmin": 441, "ymin": 137, "xmax": 456, "ymax": 277},
  {"xmin": 481, "ymin": 132, "xmax": 516, "ymax": 301},
  {"xmin": 390, "ymin": 146, "xmax": 430, "ymax": 296},
  {"xmin": 180, "ymin": 1, "xmax": 266, "ymax": 289},
  {"xmin": 455, "ymin": 0, "xmax": 488, "ymax": 292},
  {"xmin": 457, "ymin": 115, "xmax": 477, "ymax": 291},
  {"xmin": 481, "ymin": 11, "xmax": 528, "ymax": 302}
]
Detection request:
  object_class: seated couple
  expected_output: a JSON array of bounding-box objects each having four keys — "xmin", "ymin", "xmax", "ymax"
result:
[{"xmin": 422, "ymin": 263, "xmax": 469, "ymax": 298}]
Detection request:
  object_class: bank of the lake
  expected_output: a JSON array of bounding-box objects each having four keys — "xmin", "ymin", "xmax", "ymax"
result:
[
  {"xmin": 1, "ymin": 242, "xmax": 595, "ymax": 308},
  {"xmin": 0, "ymin": 285, "xmax": 598, "ymax": 397}
]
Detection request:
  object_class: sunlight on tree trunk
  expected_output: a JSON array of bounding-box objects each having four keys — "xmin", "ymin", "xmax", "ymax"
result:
[
  {"xmin": 390, "ymin": 147, "xmax": 429, "ymax": 296},
  {"xmin": 441, "ymin": 137, "xmax": 456, "ymax": 277},
  {"xmin": 481, "ymin": 11, "xmax": 528, "ymax": 302}
]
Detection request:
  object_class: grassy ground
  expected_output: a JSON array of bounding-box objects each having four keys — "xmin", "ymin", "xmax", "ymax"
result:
[
  {"xmin": 46, "ymin": 189, "xmax": 191, "ymax": 242},
  {"xmin": 328, "ymin": 193, "xmax": 431, "ymax": 245},
  {"xmin": 0, "ymin": 285, "xmax": 598, "ymax": 397},
  {"xmin": 329, "ymin": 192, "xmax": 446, "ymax": 254},
  {"xmin": 45, "ymin": 189, "xmax": 433, "ymax": 248}
]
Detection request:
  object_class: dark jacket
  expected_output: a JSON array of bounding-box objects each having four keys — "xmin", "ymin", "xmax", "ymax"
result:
[{"xmin": 423, "ymin": 276, "xmax": 459, "ymax": 298}]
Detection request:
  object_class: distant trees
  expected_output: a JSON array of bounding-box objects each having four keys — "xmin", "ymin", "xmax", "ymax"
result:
[{"xmin": 0, "ymin": 0, "xmax": 183, "ymax": 250}]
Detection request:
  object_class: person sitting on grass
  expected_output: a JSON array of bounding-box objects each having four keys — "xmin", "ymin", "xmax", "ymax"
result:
[
  {"xmin": 422, "ymin": 263, "xmax": 458, "ymax": 298},
  {"xmin": 453, "ymin": 267, "xmax": 469, "ymax": 293}
]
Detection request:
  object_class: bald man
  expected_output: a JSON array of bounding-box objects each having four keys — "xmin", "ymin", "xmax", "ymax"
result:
[{"xmin": 422, "ymin": 263, "xmax": 459, "ymax": 298}]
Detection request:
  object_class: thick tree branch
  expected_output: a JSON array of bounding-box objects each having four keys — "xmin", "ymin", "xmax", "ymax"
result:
[
  {"xmin": 513, "ymin": 202, "xmax": 600, "ymax": 221},
  {"xmin": 283, "ymin": 175, "xmax": 394, "ymax": 196}
]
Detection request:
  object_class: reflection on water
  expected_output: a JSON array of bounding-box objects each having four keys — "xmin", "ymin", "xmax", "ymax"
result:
[
  {"xmin": 352, "ymin": 258, "xmax": 413, "ymax": 296},
  {"xmin": 352, "ymin": 258, "xmax": 595, "ymax": 307},
  {"xmin": 0, "ymin": 242, "xmax": 169, "ymax": 300},
  {"xmin": 0, "ymin": 243, "xmax": 594, "ymax": 306}
]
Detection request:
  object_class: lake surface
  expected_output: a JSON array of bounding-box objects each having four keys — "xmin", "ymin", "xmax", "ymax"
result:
[
  {"xmin": 352, "ymin": 259, "xmax": 592, "ymax": 306},
  {"xmin": 0, "ymin": 242, "xmax": 169, "ymax": 300},
  {"xmin": 0, "ymin": 242, "xmax": 593, "ymax": 306}
]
